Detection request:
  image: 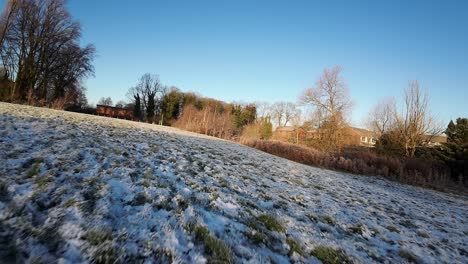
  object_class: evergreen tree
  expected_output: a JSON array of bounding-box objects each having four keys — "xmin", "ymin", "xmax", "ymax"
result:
[
  {"xmin": 147, "ymin": 95, "xmax": 155, "ymax": 122},
  {"xmin": 259, "ymin": 117, "xmax": 273, "ymax": 139},
  {"xmin": 161, "ymin": 89, "xmax": 183, "ymax": 123},
  {"xmin": 134, "ymin": 94, "xmax": 142, "ymax": 121},
  {"xmin": 232, "ymin": 104, "xmax": 257, "ymax": 129},
  {"xmin": 446, "ymin": 118, "xmax": 468, "ymax": 144}
]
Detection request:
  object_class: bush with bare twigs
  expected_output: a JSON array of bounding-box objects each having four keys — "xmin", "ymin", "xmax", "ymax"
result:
[{"xmin": 242, "ymin": 139, "xmax": 456, "ymax": 191}]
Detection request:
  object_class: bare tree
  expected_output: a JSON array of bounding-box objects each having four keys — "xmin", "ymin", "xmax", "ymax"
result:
[
  {"xmin": 174, "ymin": 104, "xmax": 236, "ymax": 139},
  {"xmin": 299, "ymin": 66, "xmax": 352, "ymax": 151},
  {"xmin": 98, "ymin": 97, "xmax": 113, "ymax": 106},
  {"xmin": 127, "ymin": 73, "xmax": 164, "ymax": 122},
  {"xmin": 271, "ymin": 101, "xmax": 300, "ymax": 127},
  {"xmin": 367, "ymin": 97, "xmax": 396, "ymax": 137},
  {"xmin": 0, "ymin": 0, "xmax": 95, "ymax": 104},
  {"xmin": 302, "ymin": 106, "xmax": 324, "ymax": 130},
  {"xmin": 300, "ymin": 66, "xmax": 352, "ymax": 120},
  {"xmin": 115, "ymin": 100, "xmax": 126, "ymax": 108},
  {"xmin": 139, "ymin": 73, "xmax": 162, "ymax": 122},
  {"xmin": 393, "ymin": 81, "xmax": 440, "ymax": 157},
  {"xmin": 254, "ymin": 101, "xmax": 271, "ymax": 119},
  {"xmin": 290, "ymin": 110, "xmax": 303, "ymax": 144},
  {"xmin": 0, "ymin": 0, "xmax": 19, "ymax": 50}
]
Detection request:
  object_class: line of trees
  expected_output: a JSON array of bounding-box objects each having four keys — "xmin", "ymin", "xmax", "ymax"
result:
[
  {"xmin": 253, "ymin": 65, "xmax": 443, "ymax": 157},
  {"xmin": 166, "ymin": 90, "xmax": 258, "ymax": 139},
  {"xmin": 67, "ymin": 61, "xmax": 462, "ymax": 187},
  {"xmin": 94, "ymin": 65, "xmax": 447, "ymax": 161},
  {"xmin": 118, "ymin": 74, "xmax": 262, "ymax": 139},
  {"xmin": 241, "ymin": 66, "xmax": 467, "ymax": 189},
  {"xmin": 0, "ymin": 0, "xmax": 95, "ymax": 109}
]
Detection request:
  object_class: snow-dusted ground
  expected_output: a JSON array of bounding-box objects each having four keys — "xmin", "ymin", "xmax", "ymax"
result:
[{"xmin": 0, "ymin": 102, "xmax": 467, "ymax": 264}]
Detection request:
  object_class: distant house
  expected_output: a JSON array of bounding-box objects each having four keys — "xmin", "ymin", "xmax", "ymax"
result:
[
  {"xmin": 272, "ymin": 126, "xmax": 296, "ymax": 140},
  {"xmin": 273, "ymin": 125, "xmax": 447, "ymax": 149},
  {"xmin": 96, "ymin": 105, "xmax": 134, "ymax": 120},
  {"xmin": 274, "ymin": 126, "xmax": 296, "ymax": 133},
  {"xmin": 345, "ymin": 127, "xmax": 377, "ymax": 147},
  {"xmin": 273, "ymin": 125, "xmax": 377, "ymax": 147},
  {"xmin": 422, "ymin": 134, "xmax": 447, "ymax": 146}
]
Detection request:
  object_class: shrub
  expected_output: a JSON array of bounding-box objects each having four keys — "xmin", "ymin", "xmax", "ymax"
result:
[
  {"xmin": 241, "ymin": 119, "xmax": 273, "ymax": 140},
  {"xmin": 242, "ymin": 139, "xmax": 458, "ymax": 191}
]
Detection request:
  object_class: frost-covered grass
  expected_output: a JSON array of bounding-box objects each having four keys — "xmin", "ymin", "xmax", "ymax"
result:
[{"xmin": 0, "ymin": 102, "xmax": 467, "ymax": 263}]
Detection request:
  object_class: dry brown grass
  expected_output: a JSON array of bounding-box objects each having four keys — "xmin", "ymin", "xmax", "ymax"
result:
[{"xmin": 242, "ymin": 139, "xmax": 454, "ymax": 191}]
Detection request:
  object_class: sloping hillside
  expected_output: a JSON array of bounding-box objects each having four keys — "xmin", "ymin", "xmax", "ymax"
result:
[{"xmin": 0, "ymin": 102, "xmax": 467, "ymax": 263}]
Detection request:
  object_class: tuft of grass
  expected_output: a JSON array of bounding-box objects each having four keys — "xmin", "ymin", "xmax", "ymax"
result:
[
  {"xmin": 153, "ymin": 197, "xmax": 172, "ymax": 211},
  {"xmin": 153, "ymin": 248, "xmax": 176, "ymax": 263},
  {"xmin": 249, "ymin": 231, "xmax": 267, "ymax": 245},
  {"xmin": 259, "ymin": 193, "xmax": 272, "ymax": 201},
  {"xmin": 286, "ymin": 237, "xmax": 303, "ymax": 256},
  {"xmin": 218, "ymin": 178, "xmax": 229, "ymax": 188},
  {"xmin": 142, "ymin": 179, "xmax": 151, "ymax": 188},
  {"xmin": 131, "ymin": 192, "xmax": 151, "ymax": 206},
  {"xmin": 29, "ymin": 226, "xmax": 59, "ymax": 245},
  {"xmin": 84, "ymin": 229, "xmax": 113, "ymax": 246},
  {"xmin": 193, "ymin": 225, "xmax": 233, "ymax": 264},
  {"xmin": 27, "ymin": 161, "xmax": 42, "ymax": 178},
  {"xmin": 313, "ymin": 185, "xmax": 324, "ymax": 190},
  {"xmin": 399, "ymin": 249, "xmax": 422, "ymax": 264},
  {"xmin": 0, "ymin": 179, "xmax": 8, "ymax": 195},
  {"xmin": 198, "ymin": 162, "xmax": 206, "ymax": 171},
  {"xmin": 386, "ymin": 226, "xmax": 401, "ymax": 233},
  {"xmin": 245, "ymin": 220, "xmax": 267, "ymax": 245},
  {"xmin": 177, "ymin": 198, "xmax": 189, "ymax": 210},
  {"xmin": 400, "ymin": 219, "xmax": 417, "ymax": 229},
  {"xmin": 311, "ymin": 245, "xmax": 353, "ymax": 264},
  {"xmin": 63, "ymin": 198, "xmax": 77, "ymax": 208},
  {"xmin": 93, "ymin": 241, "xmax": 119, "ymax": 264},
  {"xmin": 238, "ymin": 199, "xmax": 259, "ymax": 210},
  {"xmin": 273, "ymin": 200, "xmax": 288, "ymax": 210},
  {"xmin": 321, "ymin": 216, "xmax": 335, "ymax": 225},
  {"xmin": 85, "ymin": 229, "xmax": 122, "ymax": 264},
  {"xmin": 185, "ymin": 154, "xmax": 194, "ymax": 163},
  {"xmin": 416, "ymin": 230, "xmax": 429, "ymax": 238},
  {"xmin": 306, "ymin": 213, "xmax": 318, "ymax": 221},
  {"xmin": 34, "ymin": 175, "xmax": 51, "ymax": 190},
  {"xmin": 349, "ymin": 224, "xmax": 363, "ymax": 235},
  {"xmin": 257, "ymin": 214, "xmax": 286, "ymax": 233}
]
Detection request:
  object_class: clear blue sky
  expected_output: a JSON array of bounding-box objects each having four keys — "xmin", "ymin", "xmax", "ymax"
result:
[{"xmin": 6, "ymin": 0, "xmax": 468, "ymax": 125}]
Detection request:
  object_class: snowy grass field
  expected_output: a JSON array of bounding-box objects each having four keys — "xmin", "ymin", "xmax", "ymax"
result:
[{"xmin": 0, "ymin": 102, "xmax": 467, "ymax": 264}]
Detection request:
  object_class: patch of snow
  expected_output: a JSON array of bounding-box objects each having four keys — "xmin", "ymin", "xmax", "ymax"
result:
[{"xmin": 0, "ymin": 102, "xmax": 467, "ymax": 263}]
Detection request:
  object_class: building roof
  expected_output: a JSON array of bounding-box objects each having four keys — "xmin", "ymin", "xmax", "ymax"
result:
[
  {"xmin": 347, "ymin": 127, "xmax": 376, "ymax": 138},
  {"xmin": 275, "ymin": 126, "xmax": 296, "ymax": 132},
  {"xmin": 96, "ymin": 104, "xmax": 131, "ymax": 111},
  {"xmin": 422, "ymin": 134, "xmax": 448, "ymax": 143}
]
